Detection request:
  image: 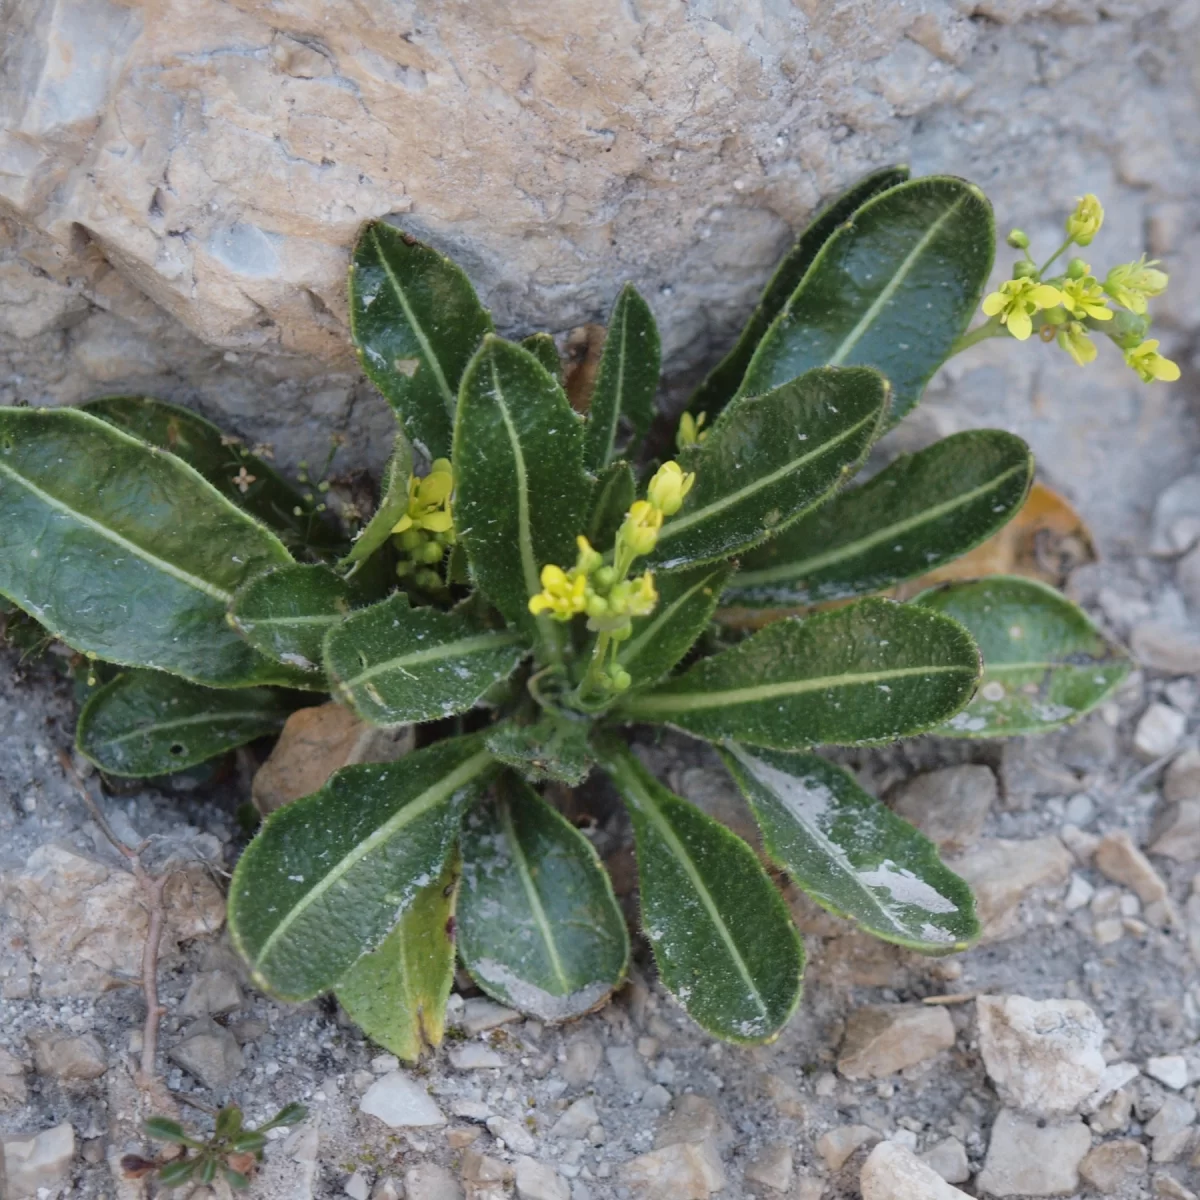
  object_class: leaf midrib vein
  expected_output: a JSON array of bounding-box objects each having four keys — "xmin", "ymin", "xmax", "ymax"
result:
[
  {"xmin": 339, "ymin": 630, "xmax": 522, "ymax": 690},
  {"xmin": 95, "ymin": 709, "xmax": 285, "ymax": 749}
]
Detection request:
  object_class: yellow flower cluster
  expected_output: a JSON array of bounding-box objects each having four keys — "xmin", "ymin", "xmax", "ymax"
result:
[
  {"xmin": 392, "ymin": 458, "xmax": 456, "ymax": 589},
  {"xmin": 980, "ymin": 195, "xmax": 1180, "ymax": 384}
]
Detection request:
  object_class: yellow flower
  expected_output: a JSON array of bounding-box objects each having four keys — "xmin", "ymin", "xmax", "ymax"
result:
[
  {"xmin": 391, "ymin": 458, "xmax": 455, "ymax": 536},
  {"xmin": 1104, "ymin": 257, "xmax": 1169, "ymax": 315},
  {"xmin": 1056, "ymin": 322, "xmax": 1097, "ymax": 366},
  {"xmin": 628, "ymin": 571, "xmax": 658, "ymax": 617},
  {"xmin": 981, "ymin": 278, "xmax": 1065, "ymax": 341},
  {"xmin": 1066, "ymin": 194, "xmax": 1104, "ymax": 246},
  {"xmin": 620, "ymin": 499, "xmax": 664, "ymax": 557},
  {"xmin": 1060, "ymin": 275, "xmax": 1112, "ymax": 322},
  {"xmin": 528, "ymin": 564, "xmax": 589, "ymax": 620},
  {"xmin": 676, "ymin": 411, "xmax": 708, "ymax": 450},
  {"xmin": 646, "ymin": 460, "xmax": 695, "ymax": 517},
  {"xmin": 573, "ymin": 535, "xmax": 603, "ymax": 576},
  {"xmin": 1124, "ymin": 339, "xmax": 1181, "ymax": 383}
]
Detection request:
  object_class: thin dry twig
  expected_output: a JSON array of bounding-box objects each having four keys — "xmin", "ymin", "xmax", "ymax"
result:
[{"xmin": 57, "ymin": 749, "xmax": 174, "ymax": 1102}]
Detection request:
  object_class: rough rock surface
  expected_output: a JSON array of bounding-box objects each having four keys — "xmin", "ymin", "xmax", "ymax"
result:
[
  {"xmin": 836, "ymin": 1004, "xmax": 955, "ymax": 1080},
  {"xmin": 975, "ymin": 1109, "xmax": 1092, "ymax": 1197},
  {"xmin": 860, "ymin": 1140, "xmax": 970, "ymax": 1200}
]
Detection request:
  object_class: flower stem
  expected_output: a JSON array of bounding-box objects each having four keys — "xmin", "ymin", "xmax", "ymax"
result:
[
  {"xmin": 948, "ymin": 316, "xmax": 1008, "ymax": 357},
  {"xmin": 1039, "ymin": 236, "xmax": 1074, "ymax": 278}
]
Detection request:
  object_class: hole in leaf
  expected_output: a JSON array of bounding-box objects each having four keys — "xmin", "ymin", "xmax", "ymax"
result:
[{"xmin": 169, "ymin": 743, "xmax": 186, "ymax": 756}]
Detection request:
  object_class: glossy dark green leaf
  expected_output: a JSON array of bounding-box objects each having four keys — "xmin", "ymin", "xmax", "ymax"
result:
[
  {"xmin": 143, "ymin": 1119, "xmax": 202, "ymax": 1148},
  {"xmin": 0, "ymin": 407, "xmax": 303, "ymax": 687},
  {"xmin": 485, "ymin": 715, "xmax": 595, "ymax": 786},
  {"xmin": 740, "ymin": 177, "xmax": 995, "ymax": 423},
  {"xmin": 453, "ymin": 336, "xmax": 590, "ymax": 638},
  {"xmin": 915, "ymin": 576, "xmax": 1131, "ymax": 737},
  {"xmin": 618, "ymin": 562, "xmax": 732, "ymax": 689},
  {"xmin": 350, "ymin": 222, "xmax": 494, "ymax": 459},
  {"xmin": 620, "ymin": 597, "xmax": 980, "ymax": 748},
  {"xmin": 598, "ymin": 740, "xmax": 803, "ymax": 1043},
  {"xmin": 458, "ymin": 775, "xmax": 629, "ymax": 1021},
  {"xmin": 228, "ymin": 734, "xmax": 494, "ymax": 1000},
  {"xmin": 230, "ymin": 563, "xmax": 353, "ymax": 675},
  {"xmin": 335, "ymin": 858, "xmax": 458, "ymax": 1061},
  {"xmin": 157, "ymin": 1160, "xmax": 198, "ymax": 1187},
  {"xmin": 720, "ymin": 744, "xmax": 979, "ymax": 952},
  {"xmin": 341, "ymin": 434, "xmax": 413, "ymax": 573},
  {"xmin": 690, "ymin": 166, "xmax": 911, "ymax": 418},
  {"xmin": 76, "ymin": 671, "xmax": 294, "ymax": 777},
  {"xmin": 728, "ymin": 430, "xmax": 1033, "ymax": 606},
  {"xmin": 522, "ymin": 333, "xmax": 562, "ymax": 383},
  {"xmin": 324, "ymin": 592, "xmax": 527, "ymax": 726},
  {"xmin": 586, "ymin": 460, "xmax": 636, "ymax": 552},
  {"xmin": 647, "ymin": 367, "xmax": 886, "ymax": 572},
  {"xmin": 83, "ymin": 395, "xmax": 343, "ymax": 556},
  {"xmin": 583, "ymin": 285, "xmax": 660, "ymax": 470}
]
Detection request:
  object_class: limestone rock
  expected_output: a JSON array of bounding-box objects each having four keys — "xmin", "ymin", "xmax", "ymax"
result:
[
  {"xmin": 449, "ymin": 1043, "xmax": 506, "ymax": 1070},
  {"xmin": 817, "ymin": 1124, "xmax": 880, "ymax": 1172},
  {"xmin": 1094, "ymin": 831, "xmax": 1170, "ymax": 905},
  {"xmin": 890, "ymin": 764, "xmax": 997, "ymax": 853},
  {"xmin": 618, "ymin": 1140, "xmax": 726, "ymax": 1198},
  {"xmin": 975, "ymin": 994, "xmax": 1106, "ymax": 1118},
  {"xmin": 30, "ymin": 1030, "xmax": 107, "ymax": 1081},
  {"xmin": 837, "ymin": 1003, "xmax": 955, "ymax": 1080},
  {"xmin": 0, "ymin": 843, "xmax": 224, "ymax": 998},
  {"xmin": 1134, "ymin": 704, "xmax": 1187, "ymax": 762},
  {"xmin": 180, "ymin": 968, "xmax": 244, "ymax": 1018},
  {"xmin": 1146, "ymin": 1055, "xmax": 1190, "ymax": 1091},
  {"xmin": 359, "ymin": 1072, "xmax": 446, "ymax": 1128},
  {"xmin": 1, "ymin": 1122, "xmax": 75, "ymax": 1198},
  {"xmin": 169, "ymin": 1018, "xmax": 245, "ymax": 1089},
  {"xmin": 486, "ymin": 1116, "xmax": 537, "ymax": 1155},
  {"xmin": 561, "ymin": 1035, "xmax": 603, "ymax": 1087},
  {"xmin": 550, "ymin": 1097, "xmax": 599, "ymax": 1141},
  {"xmin": 514, "ymin": 1157, "xmax": 569, "ymax": 1200},
  {"xmin": 1132, "ymin": 622, "xmax": 1200, "ymax": 675},
  {"xmin": 743, "ymin": 1143, "xmax": 793, "ymax": 1192},
  {"xmin": 947, "ymin": 837, "xmax": 1073, "ymax": 941},
  {"xmin": 1079, "ymin": 1140, "xmax": 1147, "ymax": 1194},
  {"xmin": 459, "ymin": 998, "xmax": 520, "ymax": 1034},
  {"xmin": 0, "ymin": 1045, "xmax": 27, "ymax": 1109},
  {"xmin": 404, "ymin": 1163, "xmax": 463, "ymax": 1200},
  {"xmin": 976, "ymin": 1109, "xmax": 1091, "ymax": 1197},
  {"xmin": 654, "ymin": 1095, "xmax": 734, "ymax": 1153},
  {"xmin": 1150, "ymin": 799, "xmax": 1200, "ymax": 862},
  {"xmin": 252, "ymin": 702, "xmax": 413, "ymax": 815},
  {"xmin": 1165, "ymin": 747, "xmax": 1200, "ymax": 805},
  {"xmin": 920, "ymin": 1136, "xmax": 969, "ymax": 1184},
  {"xmin": 860, "ymin": 1141, "xmax": 971, "ymax": 1200}
]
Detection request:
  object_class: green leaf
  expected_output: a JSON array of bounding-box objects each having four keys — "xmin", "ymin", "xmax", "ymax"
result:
[
  {"xmin": 485, "ymin": 715, "xmax": 595, "ymax": 786},
  {"xmin": 586, "ymin": 460, "xmax": 636, "ymax": 552},
  {"xmin": 157, "ymin": 1159, "xmax": 199, "ymax": 1187},
  {"xmin": 720, "ymin": 745, "xmax": 978, "ymax": 952},
  {"xmin": 76, "ymin": 671, "xmax": 295, "ymax": 777},
  {"xmin": 522, "ymin": 333, "xmax": 562, "ymax": 383},
  {"xmin": 341, "ymin": 434, "xmax": 413, "ymax": 573},
  {"xmin": 324, "ymin": 592, "xmax": 527, "ymax": 726},
  {"xmin": 647, "ymin": 367, "xmax": 887, "ymax": 572},
  {"xmin": 458, "ymin": 774, "xmax": 629, "ymax": 1020},
  {"xmin": 598, "ymin": 740, "xmax": 803, "ymax": 1043},
  {"xmin": 453, "ymin": 336, "xmax": 590, "ymax": 637},
  {"xmin": 259, "ymin": 1103, "xmax": 308, "ymax": 1131},
  {"xmin": 214, "ymin": 1107, "xmax": 243, "ymax": 1141},
  {"xmin": 727, "ymin": 430, "xmax": 1034, "ymax": 606},
  {"xmin": 221, "ymin": 1167, "xmax": 251, "ymax": 1191},
  {"xmin": 915, "ymin": 576, "xmax": 1131, "ymax": 737},
  {"xmin": 690, "ymin": 165, "xmax": 911, "ymax": 418},
  {"xmin": 336, "ymin": 858, "xmax": 458, "ymax": 1061},
  {"xmin": 740, "ymin": 177, "xmax": 995, "ymax": 423},
  {"xmin": 143, "ymin": 1118, "xmax": 203, "ymax": 1148},
  {"xmin": 230, "ymin": 563, "xmax": 354, "ymax": 675},
  {"xmin": 83, "ymin": 395, "xmax": 343, "ymax": 557},
  {"xmin": 583, "ymin": 285, "xmax": 661, "ymax": 470},
  {"xmin": 0, "ymin": 407, "xmax": 301, "ymax": 687},
  {"xmin": 618, "ymin": 562, "xmax": 732, "ymax": 689},
  {"xmin": 231, "ymin": 1132, "xmax": 267, "ymax": 1153},
  {"xmin": 350, "ymin": 222, "xmax": 494, "ymax": 460},
  {"xmin": 229, "ymin": 734, "xmax": 494, "ymax": 1000},
  {"xmin": 619, "ymin": 597, "xmax": 980, "ymax": 748}
]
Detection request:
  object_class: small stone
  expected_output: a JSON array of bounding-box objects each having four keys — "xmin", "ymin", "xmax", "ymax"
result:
[
  {"xmin": 817, "ymin": 1124, "xmax": 880, "ymax": 1171},
  {"xmin": 515, "ymin": 1157, "xmax": 569, "ymax": 1200},
  {"xmin": 920, "ymin": 1137, "xmax": 969, "ymax": 1184},
  {"xmin": 0, "ymin": 1046, "xmax": 27, "ymax": 1109},
  {"xmin": 837, "ymin": 1004, "xmax": 955, "ymax": 1079},
  {"xmin": 360, "ymin": 1072, "xmax": 447, "ymax": 1127},
  {"xmin": 447, "ymin": 1126, "xmax": 481, "ymax": 1150},
  {"xmin": 890, "ymin": 764, "xmax": 997, "ymax": 853},
  {"xmin": 743, "ymin": 1143, "xmax": 793, "ymax": 1192},
  {"xmin": 976, "ymin": 994, "xmax": 1106, "ymax": 1117},
  {"xmin": 1064, "ymin": 792, "xmax": 1097, "ymax": 827},
  {"xmin": 1147, "ymin": 1055, "xmax": 1190, "ymax": 1090},
  {"xmin": 948, "ymin": 837, "xmax": 1073, "ymax": 941},
  {"xmin": 373, "ymin": 1180, "xmax": 403, "ymax": 1200},
  {"xmin": 371, "ymin": 1053, "xmax": 400, "ymax": 1074},
  {"xmin": 551, "ymin": 1097, "xmax": 598, "ymax": 1140},
  {"xmin": 1095, "ymin": 831, "xmax": 1170, "ymax": 905},
  {"xmin": 30, "ymin": 1030, "xmax": 107, "ymax": 1080},
  {"xmin": 654, "ymin": 1095, "xmax": 734, "ymax": 1153},
  {"xmin": 487, "ymin": 1115, "xmax": 537, "ymax": 1155},
  {"xmin": 345, "ymin": 1170, "xmax": 371, "ymax": 1200},
  {"xmin": 404, "ymin": 1162, "xmax": 463, "ymax": 1200},
  {"xmin": 462, "ymin": 1151, "xmax": 510, "ymax": 1184},
  {"xmin": 1165, "ymin": 747, "xmax": 1200, "ymax": 804},
  {"xmin": 180, "ymin": 969, "xmax": 243, "ymax": 1017},
  {"xmin": 460, "ymin": 997, "xmax": 520, "ymax": 1034},
  {"xmin": 1090, "ymin": 1087, "xmax": 1135, "ymax": 1134},
  {"xmin": 760, "ymin": 1072, "xmax": 807, "ymax": 1119},
  {"xmin": 1147, "ymin": 1095, "xmax": 1196, "ymax": 1138},
  {"xmin": 169, "ymin": 1018, "xmax": 245, "ymax": 1088},
  {"xmin": 561, "ymin": 1035, "xmax": 603, "ymax": 1087},
  {"xmin": 1079, "ymin": 1139, "xmax": 1148, "ymax": 1193},
  {"xmin": 1065, "ymin": 873, "xmax": 1096, "ymax": 911},
  {"xmin": 1134, "ymin": 704, "xmax": 1187, "ymax": 762},
  {"xmin": 1094, "ymin": 916, "xmax": 1126, "ymax": 945},
  {"xmin": 618, "ymin": 1141, "xmax": 726, "ymax": 1198},
  {"xmin": 1133, "ymin": 623, "xmax": 1200, "ymax": 675},
  {"xmin": 1, "ymin": 1122, "xmax": 75, "ymax": 1197},
  {"xmin": 1152, "ymin": 1127, "xmax": 1193, "ymax": 1163},
  {"xmin": 607, "ymin": 1044, "xmax": 649, "ymax": 1092},
  {"xmin": 860, "ymin": 1140, "xmax": 971, "ymax": 1199},
  {"xmin": 1085, "ymin": 1061, "xmax": 1140, "ymax": 1112},
  {"xmin": 1154, "ymin": 1175, "xmax": 1199, "ymax": 1200},
  {"xmin": 976, "ymin": 1109, "xmax": 1091, "ymax": 1196},
  {"xmin": 449, "ymin": 1043, "xmax": 505, "ymax": 1070},
  {"xmin": 1150, "ymin": 795, "xmax": 1200, "ymax": 862},
  {"xmin": 640, "ymin": 1084, "xmax": 671, "ymax": 1109},
  {"xmin": 452, "ymin": 1099, "xmax": 491, "ymax": 1121}
]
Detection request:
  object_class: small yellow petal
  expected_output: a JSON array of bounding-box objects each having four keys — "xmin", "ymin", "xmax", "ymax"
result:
[
  {"xmin": 391, "ymin": 513, "xmax": 414, "ymax": 534},
  {"xmin": 1006, "ymin": 309, "xmax": 1033, "ymax": 341},
  {"xmin": 981, "ymin": 291, "xmax": 1006, "ymax": 317}
]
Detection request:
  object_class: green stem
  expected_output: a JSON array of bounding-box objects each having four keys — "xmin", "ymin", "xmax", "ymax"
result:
[
  {"xmin": 948, "ymin": 316, "xmax": 1009, "ymax": 357},
  {"xmin": 579, "ymin": 630, "xmax": 612, "ymax": 702},
  {"xmin": 1039, "ymin": 236, "xmax": 1074, "ymax": 277}
]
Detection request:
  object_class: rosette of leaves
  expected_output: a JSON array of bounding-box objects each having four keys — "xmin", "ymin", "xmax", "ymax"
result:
[{"xmin": 0, "ymin": 168, "xmax": 1130, "ymax": 1050}]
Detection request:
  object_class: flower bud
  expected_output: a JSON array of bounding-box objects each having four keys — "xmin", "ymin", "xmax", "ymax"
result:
[
  {"xmin": 1110, "ymin": 310, "xmax": 1150, "ymax": 349},
  {"xmin": 1006, "ymin": 229, "xmax": 1030, "ymax": 249},
  {"xmin": 415, "ymin": 568, "xmax": 443, "ymax": 591},
  {"xmin": 1012, "ymin": 260, "xmax": 1038, "ymax": 279},
  {"xmin": 1066, "ymin": 194, "xmax": 1104, "ymax": 246},
  {"xmin": 611, "ymin": 667, "xmax": 632, "ymax": 691},
  {"xmin": 1066, "ymin": 257, "xmax": 1089, "ymax": 280}
]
